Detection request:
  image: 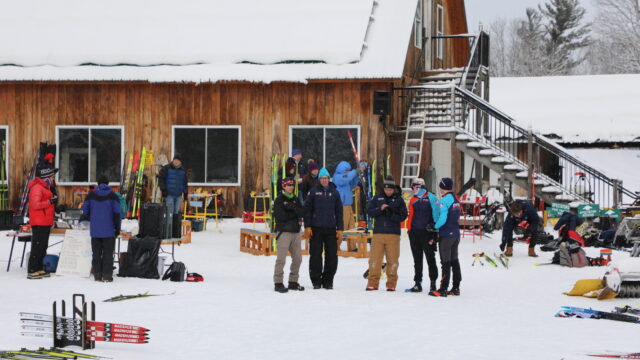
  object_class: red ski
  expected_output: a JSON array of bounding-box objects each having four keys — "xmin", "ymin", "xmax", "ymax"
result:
[{"xmin": 87, "ymin": 335, "xmax": 148, "ymax": 344}]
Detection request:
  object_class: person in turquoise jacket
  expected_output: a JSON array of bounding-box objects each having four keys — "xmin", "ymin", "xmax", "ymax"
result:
[
  {"xmin": 429, "ymin": 177, "xmax": 462, "ymax": 298},
  {"xmin": 333, "ymin": 161, "xmax": 360, "ymax": 248}
]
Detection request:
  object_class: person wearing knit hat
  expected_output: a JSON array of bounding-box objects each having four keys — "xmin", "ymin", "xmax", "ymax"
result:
[
  {"xmin": 291, "ymin": 149, "xmax": 307, "ymax": 179},
  {"xmin": 304, "ymin": 167, "xmax": 343, "ymax": 289},
  {"xmin": 300, "ymin": 160, "xmax": 320, "ymax": 204},
  {"xmin": 406, "ymin": 177, "xmax": 440, "ymax": 293},
  {"xmin": 355, "ymin": 160, "xmax": 370, "ymax": 224},
  {"xmin": 333, "ymin": 161, "xmax": 360, "ymax": 250},
  {"xmin": 159, "ymin": 153, "xmax": 189, "ymax": 214},
  {"xmin": 272, "ymin": 177, "xmax": 305, "ymax": 293},
  {"xmin": 26, "ymin": 166, "xmax": 58, "ymax": 279},
  {"xmin": 429, "ymin": 177, "xmax": 462, "ymax": 297},
  {"xmin": 365, "ymin": 176, "xmax": 407, "ymax": 291}
]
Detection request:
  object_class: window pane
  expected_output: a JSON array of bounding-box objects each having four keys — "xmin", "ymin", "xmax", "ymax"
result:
[
  {"xmin": 59, "ymin": 129, "xmax": 89, "ymax": 182},
  {"xmin": 325, "ymin": 128, "xmax": 358, "ymax": 175},
  {"xmin": 90, "ymin": 129, "xmax": 121, "ymax": 183},
  {"xmin": 292, "ymin": 128, "xmax": 323, "ymax": 167},
  {"xmin": 174, "ymin": 128, "xmax": 206, "ymax": 183},
  {"xmin": 0, "ymin": 129, "xmax": 6, "ymax": 184},
  {"xmin": 206, "ymin": 128, "xmax": 239, "ymax": 184}
]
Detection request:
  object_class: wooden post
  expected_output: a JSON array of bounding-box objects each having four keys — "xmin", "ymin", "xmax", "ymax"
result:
[
  {"xmin": 612, "ymin": 179, "xmax": 621, "ymax": 209},
  {"xmin": 527, "ymin": 128, "xmax": 534, "ymax": 201}
]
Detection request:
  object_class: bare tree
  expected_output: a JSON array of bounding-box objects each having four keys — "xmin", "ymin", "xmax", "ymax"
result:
[
  {"xmin": 589, "ymin": 0, "xmax": 640, "ymax": 73},
  {"xmin": 489, "ymin": 17, "xmax": 509, "ymax": 76}
]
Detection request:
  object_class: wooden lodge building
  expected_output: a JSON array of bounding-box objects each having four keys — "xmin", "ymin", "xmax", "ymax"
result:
[{"xmin": 0, "ymin": 0, "xmax": 472, "ymax": 216}]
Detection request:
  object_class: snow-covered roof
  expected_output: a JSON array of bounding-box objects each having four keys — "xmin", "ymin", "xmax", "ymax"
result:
[
  {"xmin": 0, "ymin": 0, "xmax": 418, "ymax": 83},
  {"xmin": 490, "ymin": 74, "xmax": 640, "ymax": 144}
]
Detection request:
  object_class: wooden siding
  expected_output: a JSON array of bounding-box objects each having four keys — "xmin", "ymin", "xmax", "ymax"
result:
[
  {"xmin": 0, "ymin": 81, "xmax": 393, "ymax": 216},
  {"xmin": 431, "ymin": 0, "xmax": 470, "ymax": 69}
]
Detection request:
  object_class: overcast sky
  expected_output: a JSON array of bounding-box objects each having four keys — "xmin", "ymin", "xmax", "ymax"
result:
[{"xmin": 465, "ymin": 0, "xmax": 596, "ymax": 32}]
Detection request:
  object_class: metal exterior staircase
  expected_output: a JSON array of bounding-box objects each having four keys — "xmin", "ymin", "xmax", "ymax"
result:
[{"xmin": 398, "ymin": 33, "xmax": 635, "ymax": 207}]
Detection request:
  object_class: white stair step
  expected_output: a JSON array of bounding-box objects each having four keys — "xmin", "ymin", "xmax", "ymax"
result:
[
  {"xmin": 555, "ymin": 194, "xmax": 578, "ymax": 201},
  {"xmin": 533, "ymin": 179, "xmax": 550, "ymax": 186},
  {"xmin": 504, "ymin": 164, "xmax": 526, "ymax": 171},
  {"xmin": 466, "ymin": 142, "xmax": 490, "ymax": 149},
  {"xmin": 479, "ymin": 149, "xmax": 497, "ymax": 156},
  {"xmin": 541, "ymin": 186, "xmax": 563, "ymax": 194},
  {"xmin": 491, "ymin": 156, "xmax": 511, "ymax": 164},
  {"xmin": 455, "ymin": 134, "xmax": 472, "ymax": 141}
]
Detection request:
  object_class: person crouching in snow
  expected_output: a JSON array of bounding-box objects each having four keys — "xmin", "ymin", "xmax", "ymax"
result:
[
  {"xmin": 272, "ymin": 177, "xmax": 305, "ymax": 293},
  {"xmin": 365, "ymin": 176, "xmax": 407, "ymax": 291},
  {"xmin": 82, "ymin": 175, "xmax": 121, "ymax": 282},
  {"xmin": 407, "ymin": 177, "xmax": 440, "ymax": 293},
  {"xmin": 26, "ymin": 166, "xmax": 58, "ymax": 279},
  {"xmin": 429, "ymin": 177, "xmax": 462, "ymax": 297},
  {"xmin": 554, "ymin": 207, "xmax": 585, "ymax": 247},
  {"xmin": 501, "ymin": 200, "xmax": 541, "ymax": 257},
  {"xmin": 304, "ymin": 168, "xmax": 343, "ymax": 290}
]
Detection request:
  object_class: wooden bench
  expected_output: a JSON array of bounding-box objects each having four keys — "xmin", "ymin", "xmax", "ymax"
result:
[
  {"xmin": 337, "ymin": 231, "xmax": 371, "ymax": 258},
  {"xmin": 240, "ymin": 229, "xmax": 309, "ymax": 256}
]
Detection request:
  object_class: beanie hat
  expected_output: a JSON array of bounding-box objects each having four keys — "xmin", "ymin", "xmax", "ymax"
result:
[
  {"xmin": 281, "ymin": 177, "xmax": 295, "ymax": 188},
  {"xmin": 308, "ymin": 161, "xmax": 319, "ymax": 172},
  {"xmin": 412, "ymin": 178, "xmax": 425, "ymax": 186},
  {"xmin": 439, "ymin": 177, "xmax": 453, "ymax": 191},
  {"xmin": 383, "ymin": 176, "xmax": 396, "ymax": 188},
  {"xmin": 292, "ymin": 149, "xmax": 302, "ymax": 156},
  {"xmin": 318, "ymin": 168, "xmax": 330, "ymax": 179},
  {"xmin": 173, "ymin": 154, "xmax": 183, "ymax": 162},
  {"xmin": 97, "ymin": 175, "xmax": 109, "ymax": 185},
  {"xmin": 36, "ymin": 166, "xmax": 58, "ymax": 179}
]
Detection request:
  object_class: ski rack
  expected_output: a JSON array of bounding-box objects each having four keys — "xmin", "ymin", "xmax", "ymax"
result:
[{"xmin": 52, "ymin": 294, "xmax": 95, "ymax": 350}]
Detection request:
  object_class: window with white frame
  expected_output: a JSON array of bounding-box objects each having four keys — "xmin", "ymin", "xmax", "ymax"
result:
[
  {"xmin": 290, "ymin": 126, "xmax": 360, "ymax": 175},
  {"xmin": 56, "ymin": 126, "xmax": 123, "ymax": 184},
  {"xmin": 172, "ymin": 126, "xmax": 241, "ymax": 185},
  {"xmin": 414, "ymin": 2, "xmax": 423, "ymax": 49},
  {"xmin": 436, "ymin": 4, "xmax": 444, "ymax": 59}
]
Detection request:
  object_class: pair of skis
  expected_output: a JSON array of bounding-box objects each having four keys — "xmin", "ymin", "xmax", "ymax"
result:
[
  {"xmin": 555, "ymin": 306, "xmax": 640, "ymax": 324},
  {"xmin": 102, "ymin": 291, "xmax": 175, "ymax": 302},
  {"xmin": 19, "ymin": 313, "xmax": 149, "ymax": 344},
  {"xmin": 471, "ymin": 252, "xmax": 509, "ymax": 268},
  {"xmin": 0, "ymin": 347, "xmax": 109, "ymax": 360}
]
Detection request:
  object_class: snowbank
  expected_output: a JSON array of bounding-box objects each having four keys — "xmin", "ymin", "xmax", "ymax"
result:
[{"xmin": 491, "ymin": 74, "xmax": 640, "ymax": 144}]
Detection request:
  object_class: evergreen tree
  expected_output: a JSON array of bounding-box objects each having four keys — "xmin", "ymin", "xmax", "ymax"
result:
[{"xmin": 538, "ymin": 0, "xmax": 591, "ymax": 74}]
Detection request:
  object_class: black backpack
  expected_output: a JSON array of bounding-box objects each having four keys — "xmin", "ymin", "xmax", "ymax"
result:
[{"xmin": 162, "ymin": 261, "xmax": 186, "ymax": 282}]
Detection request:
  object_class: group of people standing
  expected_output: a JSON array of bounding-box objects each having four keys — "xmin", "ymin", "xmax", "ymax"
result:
[{"xmin": 271, "ymin": 149, "xmax": 462, "ymax": 296}]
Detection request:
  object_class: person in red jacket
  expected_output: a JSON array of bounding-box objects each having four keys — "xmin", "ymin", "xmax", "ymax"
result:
[{"xmin": 27, "ymin": 166, "xmax": 58, "ymax": 279}]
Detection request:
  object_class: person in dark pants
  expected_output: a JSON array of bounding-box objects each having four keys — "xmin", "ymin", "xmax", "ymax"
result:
[
  {"xmin": 300, "ymin": 160, "xmax": 319, "ymax": 204},
  {"xmin": 429, "ymin": 177, "xmax": 462, "ymax": 297},
  {"xmin": 406, "ymin": 177, "xmax": 440, "ymax": 293},
  {"xmin": 272, "ymin": 177, "xmax": 305, "ymax": 293},
  {"xmin": 554, "ymin": 209, "xmax": 585, "ymax": 246},
  {"xmin": 365, "ymin": 176, "xmax": 408, "ymax": 292},
  {"xmin": 27, "ymin": 166, "xmax": 58, "ymax": 279},
  {"xmin": 82, "ymin": 176, "xmax": 121, "ymax": 282},
  {"xmin": 501, "ymin": 200, "xmax": 541, "ymax": 257},
  {"xmin": 158, "ymin": 154, "xmax": 188, "ymax": 214},
  {"xmin": 304, "ymin": 168, "xmax": 343, "ymax": 290}
]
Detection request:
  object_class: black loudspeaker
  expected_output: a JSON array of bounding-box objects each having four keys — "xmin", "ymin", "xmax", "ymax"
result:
[
  {"xmin": 373, "ymin": 90, "xmax": 391, "ymax": 115},
  {"xmin": 139, "ymin": 203, "xmax": 165, "ymax": 238}
]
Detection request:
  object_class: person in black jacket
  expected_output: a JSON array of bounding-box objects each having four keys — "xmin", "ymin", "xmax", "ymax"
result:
[
  {"xmin": 272, "ymin": 177, "xmax": 305, "ymax": 293},
  {"xmin": 304, "ymin": 168, "xmax": 343, "ymax": 290},
  {"xmin": 365, "ymin": 176, "xmax": 408, "ymax": 291},
  {"xmin": 501, "ymin": 200, "xmax": 540, "ymax": 257},
  {"xmin": 300, "ymin": 160, "xmax": 320, "ymax": 204}
]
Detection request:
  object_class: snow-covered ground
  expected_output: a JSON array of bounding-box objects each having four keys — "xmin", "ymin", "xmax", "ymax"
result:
[{"xmin": 1, "ymin": 219, "xmax": 638, "ymax": 359}]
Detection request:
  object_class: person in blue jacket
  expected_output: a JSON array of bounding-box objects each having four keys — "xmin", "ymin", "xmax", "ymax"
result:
[
  {"xmin": 429, "ymin": 177, "xmax": 462, "ymax": 297},
  {"xmin": 501, "ymin": 200, "xmax": 540, "ymax": 257},
  {"xmin": 333, "ymin": 161, "xmax": 360, "ymax": 235},
  {"xmin": 82, "ymin": 175, "xmax": 122, "ymax": 282},
  {"xmin": 365, "ymin": 176, "xmax": 408, "ymax": 292},
  {"xmin": 406, "ymin": 177, "xmax": 440, "ymax": 293},
  {"xmin": 304, "ymin": 168, "xmax": 343, "ymax": 289},
  {"xmin": 159, "ymin": 154, "xmax": 189, "ymax": 214}
]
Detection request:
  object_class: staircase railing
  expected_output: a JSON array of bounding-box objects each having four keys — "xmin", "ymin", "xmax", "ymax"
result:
[{"xmin": 454, "ymin": 86, "xmax": 636, "ymax": 207}]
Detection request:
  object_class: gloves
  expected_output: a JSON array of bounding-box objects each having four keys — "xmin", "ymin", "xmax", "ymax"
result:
[
  {"xmin": 304, "ymin": 227, "xmax": 313, "ymax": 240},
  {"xmin": 425, "ymin": 224, "xmax": 437, "ymax": 233},
  {"xmin": 383, "ymin": 207, "xmax": 393, "ymax": 217},
  {"xmin": 49, "ymin": 196, "xmax": 58, "ymax": 205}
]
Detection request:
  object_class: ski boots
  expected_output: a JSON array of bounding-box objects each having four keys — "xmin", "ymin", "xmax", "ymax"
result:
[{"xmin": 274, "ymin": 283, "xmax": 289, "ymax": 293}]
